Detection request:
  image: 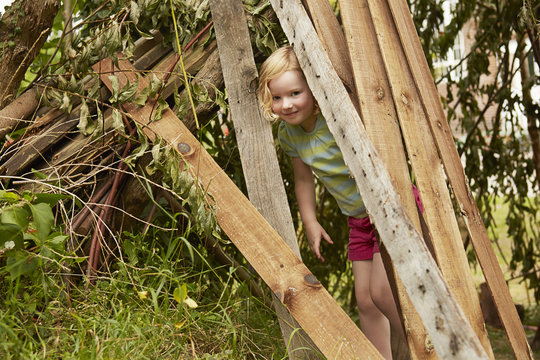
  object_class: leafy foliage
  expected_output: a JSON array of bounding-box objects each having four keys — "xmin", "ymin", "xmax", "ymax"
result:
[{"xmin": 409, "ymin": 0, "xmax": 540, "ymax": 300}]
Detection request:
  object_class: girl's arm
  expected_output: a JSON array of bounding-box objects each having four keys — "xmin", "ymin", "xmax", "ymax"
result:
[{"xmin": 291, "ymin": 157, "xmax": 333, "ymax": 262}]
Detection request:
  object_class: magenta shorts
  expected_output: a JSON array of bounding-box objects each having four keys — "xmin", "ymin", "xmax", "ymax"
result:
[{"xmin": 348, "ymin": 185, "xmax": 423, "ymax": 261}]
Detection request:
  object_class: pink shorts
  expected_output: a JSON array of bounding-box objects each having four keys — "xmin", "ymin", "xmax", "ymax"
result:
[
  {"xmin": 348, "ymin": 185, "xmax": 423, "ymax": 261},
  {"xmin": 348, "ymin": 216, "xmax": 379, "ymax": 261}
]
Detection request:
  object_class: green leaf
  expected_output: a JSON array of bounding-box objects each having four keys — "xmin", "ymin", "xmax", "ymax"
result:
[
  {"xmin": 0, "ymin": 190, "xmax": 19, "ymax": 203},
  {"xmin": 1, "ymin": 206, "xmax": 29, "ymax": 229},
  {"xmin": 153, "ymin": 97, "xmax": 169, "ymax": 121},
  {"xmin": 118, "ymin": 79, "xmax": 139, "ymax": 103},
  {"xmin": 34, "ymin": 193, "xmax": 69, "ymax": 207},
  {"xmin": 28, "ymin": 203, "xmax": 54, "ymax": 242},
  {"xmin": 7, "ymin": 252, "xmax": 38, "ymax": 279},
  {"xmin": 0, "ymin": 223, "xmax": 24, "ymax": 250},
  {"xmin": 112, "ymin": 109, "xmax": 125, "ymax": 134},
  {"xmin": 130, "ymin": 1, "xmax": 141, "ymax": 25},
  {"xmin": 108, "ymin": 75, "xmax": 120, "ymax": 103}
]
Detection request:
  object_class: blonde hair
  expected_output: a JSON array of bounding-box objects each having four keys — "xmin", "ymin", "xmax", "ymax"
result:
[{"xmin": 257, "ymin": 46, "xmax": 303, "ymax": 122}]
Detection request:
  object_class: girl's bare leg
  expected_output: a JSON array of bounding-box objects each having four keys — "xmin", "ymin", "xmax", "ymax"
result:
[
  {"xmin": 352, "ymin": 259, "xmax": 392, "ymax": 360},
  {"xmin": 369, "ymin": 252, "xmax": 406, "ymax": 342}
]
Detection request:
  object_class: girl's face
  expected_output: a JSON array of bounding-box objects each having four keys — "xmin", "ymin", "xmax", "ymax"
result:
[{"xmin": 268, "ymin": 70, "xmax": 317, "ymax": 132}]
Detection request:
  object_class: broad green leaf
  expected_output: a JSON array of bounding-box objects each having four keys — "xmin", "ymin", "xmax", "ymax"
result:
[
  {"xmin": 34, "ymin": 193, "xmax": 69, "ymax": 206},
  {"xmin": 7, "ymin": 252, "xmax": 38, "ymax": 279},
  {"xmin": 28, "ymin": 203, "xmax": 54, "ymax": 242},
  {"xmin": 1, "ymin": 206, "xmax": 29, "ymax": 229},
  {"xmin": 0, "ymin": 223, "xmax": 24, "ymax": 250}
]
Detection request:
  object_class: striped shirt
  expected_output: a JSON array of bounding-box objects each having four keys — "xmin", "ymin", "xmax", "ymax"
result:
[{"xmin": 278, "ymin": 115, "xmax": 367, "ymax": 218}]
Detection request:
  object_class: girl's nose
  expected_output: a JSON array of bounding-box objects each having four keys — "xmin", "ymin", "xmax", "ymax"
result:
[{"xmin": 282, "ymin": 98, "xmax": 293, "ymax": 109}]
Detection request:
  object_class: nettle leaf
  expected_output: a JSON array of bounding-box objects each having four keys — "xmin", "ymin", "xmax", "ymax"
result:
[
  {"xmin": 28, "ymin": 203, "xmax": 54, "ymax": 242},
  {"xmin": 1, "ymin": 206, "xmax": 30, "ymax": 229}
]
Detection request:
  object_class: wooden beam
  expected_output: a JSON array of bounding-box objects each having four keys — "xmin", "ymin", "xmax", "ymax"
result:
[
  {"xmin": 386, "ymin": 0, "xmax": 534, "ymax": 358},
  {"xmin": 268, "ymin": 0, "xmax": 489, "ymax": 358},
  {"xmin": 360, "ymin": 0, "xmax": 494, "ymax": 357},
  {"xmin": 93, "ymin": 57, "xmax": 383, "ymax": 359},
  {"xmin": 209, "ymin": 0, "xmax": 319, "ymax": 358},
  {"xmin": 338, "ymin": 0, "xmax": 435, "ymax": 358}
]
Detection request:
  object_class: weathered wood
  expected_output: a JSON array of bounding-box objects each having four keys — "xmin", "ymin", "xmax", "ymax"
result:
[
  {"xmin": 386, "ymin": 0, "xmax": 534, "ymax": 358},
  {"xmin": 210, "ymin": 1, "xmax": 319, "ymax": 358},
  {"xmin": 361, "ymin": 0, "xmax": 494, "ymax": 358},
  {"xmin": 269, "ymin": 0, "xmax": 489, "ymax": 358},
  {"xmin": 94, "ymin": 57, "xmax": 383, "ymax": 359},
  {"xmin": 300, "ymin": 0, "xmax": 356, "ymax": 99},
  {"xmin": 338, "ymin": 0, "xmax": 434, "ymax": 358}
]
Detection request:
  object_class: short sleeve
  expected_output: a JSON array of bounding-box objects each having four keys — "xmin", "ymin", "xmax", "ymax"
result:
[{"xmin": 277, "ymin": 122, "xmax": 299, "ymax": 157}]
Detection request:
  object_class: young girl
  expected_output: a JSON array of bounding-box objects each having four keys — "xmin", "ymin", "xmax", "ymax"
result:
[{"xmin": 257, "ymin": 46, "xmax": 406, "ymax": 359}]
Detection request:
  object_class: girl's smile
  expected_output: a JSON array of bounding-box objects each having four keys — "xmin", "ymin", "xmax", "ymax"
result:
[{"xmin": 268, "ymin": 70, "xmax": 317, "ymax": 132}]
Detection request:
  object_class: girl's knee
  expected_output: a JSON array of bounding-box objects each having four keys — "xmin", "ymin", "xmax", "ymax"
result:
[{"xmin": 355, "ymin": 292, "xmax": 377, "ymax": 314}]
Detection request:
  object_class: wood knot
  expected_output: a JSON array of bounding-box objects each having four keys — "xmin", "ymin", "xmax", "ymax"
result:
[
  {"xmin": 400, "ymin": 93, "xmax": 409, "ymax": 105},
  {"xmin": 304, "ymin": 273, "xmax": 321, "ymax": 288},
  {"xmin": 177, "ymin": 142, "xmax": 194, "ymax": 156},
  {"xmin": 376, "ymin": 87, "xmax": 384, "ymax": 100}
]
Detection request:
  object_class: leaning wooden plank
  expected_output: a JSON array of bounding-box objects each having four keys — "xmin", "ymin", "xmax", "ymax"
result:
[
  {"xmin": 300, "ymin": 0, "xmax": 356, "ymax": 99},
  {"xmin": 93, "ymin": 57, "xmax": 383, "ymax": 360},
  {"xmin": 386, "ymin": 0, "xmax": 534, "ymax": 358},
  {"xmin": 268, "ymin": 0, "xmax": 489, "ymax": 358},
  {"xmin": 361, "ymin": 0, "xmax": 495, "ymax": 358},
  {"xmin": 210, "ymin": 1, "xmax": 319, "ymax": 358},
  {"xmin": 338, "ymin": 0, "xmax": 435, "ymax": 358}
]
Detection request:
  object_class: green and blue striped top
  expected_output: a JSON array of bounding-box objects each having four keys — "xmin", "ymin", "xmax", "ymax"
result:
[{"xmin": 278, "ymin": 115, "xmax": 367, "ymax": 218}]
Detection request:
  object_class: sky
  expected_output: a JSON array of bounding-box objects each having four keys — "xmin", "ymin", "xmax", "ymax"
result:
[{"xmin": 0, "ymin": 0, "xmax": 13, "ymax": 13}]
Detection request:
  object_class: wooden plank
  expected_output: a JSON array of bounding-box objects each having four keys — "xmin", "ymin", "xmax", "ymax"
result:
[
  {"xmin": 93, "ymin": 57, "xmax": 383, "ymax": 360},
  {"xmin": 338, "ymin": 0, "xmax": 435, "ymax": 358},
  {"xmin": 300, "ymin": 0, "xmax": 356, "ymax": 98},
  {"xmin": 386, "ymin": 0, "xmax": 534, "ymax": 358},
  {"xmin": 209, "ymin": 1, "xmax": 320, "ymax": 358},
  {"xmin": 268, "ymin": 0, "xmax": 489, "ymax": 358},
  {"xmin": 361, "ymin": 0, "xmax": 494, "ymax": 358}
]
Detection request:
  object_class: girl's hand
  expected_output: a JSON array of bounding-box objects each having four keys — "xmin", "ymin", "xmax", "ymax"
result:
[{"xmin": 304, "ymin": 221, "xmax": 333, "ymax": 262}]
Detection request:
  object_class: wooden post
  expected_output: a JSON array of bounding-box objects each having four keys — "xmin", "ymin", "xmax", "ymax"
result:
[
  {"xmin": 385, "ymin": 0, "xmax": 534, "ymax": 358},
  {"xmin": 338, "ymin": 0, "xmax": 436, "ymax": 358},
  {"xmin": 268, "ymin": 0, "xmax": 489, "ymax": 358},
  {"xmin": 93, "ymin": 57, "xmax": 384, "ymax": 359},
  {"xmin": 357, "ymin": 0, "xmax": 494, "ymax": 357},
  {"xmin": 210, "ymin": 0, "xmax": 319, "ymax": 358}
]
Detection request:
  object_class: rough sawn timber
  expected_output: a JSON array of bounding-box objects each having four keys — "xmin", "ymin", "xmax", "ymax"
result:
[
  {"xmin": 386, "ymin": 0, "xmax": 534, "ymax": 358},
  {"xmin": 269, "ymin": 0, "xmax": 489, "ymax": 359},
  {"xmin": 210, "ymin": 0, "xmax": 320, "ymax": 358},
  {"xmin": 338, "ymin": 0, "xmax": 434, "ymax": 358},
  {"xmin": 357, "ymin": 0, "xmax": 494, "ymax": 357},
  {"xmin": 93, "ymin": 57, "xmax": 383, "ymax": 359}
]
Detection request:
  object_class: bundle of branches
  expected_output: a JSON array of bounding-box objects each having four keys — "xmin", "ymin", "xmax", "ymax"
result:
[{"xmin": 0, "ymin": 0, "xmax": 282, "ymax": 304}]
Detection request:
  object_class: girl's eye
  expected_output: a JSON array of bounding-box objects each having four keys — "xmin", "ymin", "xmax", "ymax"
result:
[
  {"xmin": 291, "ymin": 91, "xmax": 300, "ymax": 96},
  {"xmin": 272, "ymin": 96, "xmax": 280, "ymax": 101}
]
